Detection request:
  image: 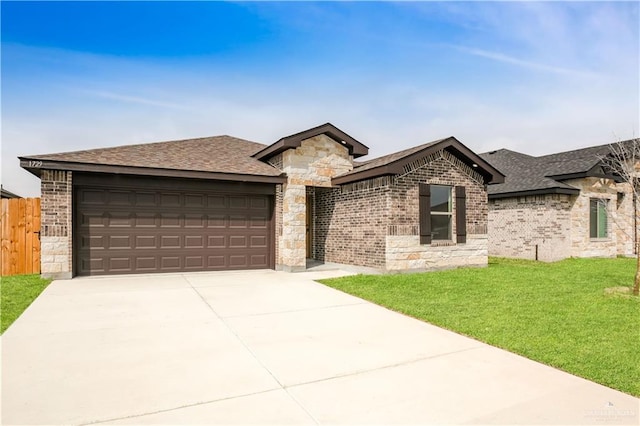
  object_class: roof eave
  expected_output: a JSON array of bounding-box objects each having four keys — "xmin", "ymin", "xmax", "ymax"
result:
[
  {"xmin": 488, "ymin": 187, "xmax": 580, "ymax": 199},
  {"xmin": 332, "ymin": 137, "xmax": 505, "ymax": 186},
  {"xmin": 18, "ymin": 158, "xmax": 287, "ymax": 184},
  {"xmin": 548, "ymin": 168, "xmax": 625, "ymax": 184}
]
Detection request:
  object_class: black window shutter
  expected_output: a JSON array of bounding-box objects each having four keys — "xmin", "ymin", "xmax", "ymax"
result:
[
  {"xmin": 419, "ymin": 184, "xmax": 431, "ymax": 244},
  {"xmin": 455, "ymin": 186, "xmax": 467, "ymax": 244}
]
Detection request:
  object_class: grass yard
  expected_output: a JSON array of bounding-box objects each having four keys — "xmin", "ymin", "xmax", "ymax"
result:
[
  {"xmin": 320, "ymin": 257, "xmax": 640, "ymax": 397},
  {"xmin": 1, "ymin": 274, "xmax": 52, "ymax": 334}
]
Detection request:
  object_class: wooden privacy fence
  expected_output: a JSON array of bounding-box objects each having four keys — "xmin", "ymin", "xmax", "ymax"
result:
[{"xmin": 1, "ymin": 198, "xmax": 41, "ymax": 276}]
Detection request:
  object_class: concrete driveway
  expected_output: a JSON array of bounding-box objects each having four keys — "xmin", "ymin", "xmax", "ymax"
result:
[{"xmin": 2, "ymin": 270, "xmax": 638, "ymax": 425}]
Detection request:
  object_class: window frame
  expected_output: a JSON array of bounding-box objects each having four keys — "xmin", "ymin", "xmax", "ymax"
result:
[
  {"xmin": 429, "ymin": 184, "xmax": 453, "ymax": 241},
  {"xmin": 419, "ymin": 184, "xmax": 467, "ymax": 245},
  {"xmin": 589, "ymin": 198, "xmax": 608, "ymax": 239}
]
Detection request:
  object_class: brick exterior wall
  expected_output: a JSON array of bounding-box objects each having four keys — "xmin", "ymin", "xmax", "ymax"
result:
[
  {"xmin": 384, "ymin": 150, "xmax": 488, "ymax": 270},
  {"xmin": 314, "ymin": 181, "xmax": 390, "ymax": 268},
  {"xmin": 487, "ymin": 177, "xmax": 636, "ymax": 261},
  {"xmin": 313, "ymin": 150, "xmax": 489, "ymax": 271},
  {"xmin": 389, "ymin": 151, "xmax": 487, "ymax": 236},
  {"xmin": 488, "ymin": 194, "xmax": 573, "ymax": 261},
  {"xmin": 40, "ymin": 170, "xmax": 73, "ymax": 278}
]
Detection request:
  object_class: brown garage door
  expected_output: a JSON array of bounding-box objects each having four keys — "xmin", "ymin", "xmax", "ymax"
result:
[{"xmin": 74, "ymin": 175, "xmax": 274, "ymax": 276}]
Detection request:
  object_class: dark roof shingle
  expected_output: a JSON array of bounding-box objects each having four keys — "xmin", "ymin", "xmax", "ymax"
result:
[
  {"xmin": 21, "ymin": 135, "xmax": 282, "ymax": 177},
  {"xmin": 480, "ymin": 140, "xmax": 636, "ymax": 198}
]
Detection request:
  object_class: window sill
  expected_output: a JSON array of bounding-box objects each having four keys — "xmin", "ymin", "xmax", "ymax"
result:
[
  {"xmin": 430, "ymin": 240, "xmax": 456, "ymax": 247},
  {"xmin": 589, "ymin": 238, "xmax": 611, "ymax": 242}
]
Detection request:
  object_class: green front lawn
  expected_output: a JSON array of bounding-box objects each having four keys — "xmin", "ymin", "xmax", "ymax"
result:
[
  {"xmin": 320, "ymin": 257, "xmax": 640, "ymax": 397},
  {"xmin": 1, "ymin": 274, "xmax": 52, "ymax": 334}
]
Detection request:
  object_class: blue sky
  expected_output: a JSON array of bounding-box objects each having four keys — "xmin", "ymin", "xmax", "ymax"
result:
[{"xmin": 2, "ymin": 1, "xmax": 639, "ymax": 196}]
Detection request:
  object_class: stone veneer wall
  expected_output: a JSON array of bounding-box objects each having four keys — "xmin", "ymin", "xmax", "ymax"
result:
[
  {"xmin": 384, "ymin": 150, "xmax": 489, "ymax": 271},
  {"xmin": 40, "ymin": 170, "xmax": 73, "ymax": 279},
  {"xmin": 314, "ymin": 178, "xmax": 391, "ymax": 268},
  {"xmin": 566, "ymin": 177, "xmax": 634, "ymax": 258},
  {"xmin": 487, "ymin": 194, "xmax": 573, "ymax": 261},
  {"xmin": 277, "ymin": 135, "xmax": 353, "ymax": 271},
  {"xmin": 385, "ymin": 235, "xmax": 487, "ymax": 271}
]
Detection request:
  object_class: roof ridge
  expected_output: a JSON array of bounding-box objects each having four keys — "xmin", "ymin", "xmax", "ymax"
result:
[{"xmin": 22, "ymin": 135, "xmax": 266, "ymax": 159}]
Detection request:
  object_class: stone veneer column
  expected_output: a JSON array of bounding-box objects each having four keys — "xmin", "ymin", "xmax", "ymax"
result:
[
  {"xmin": 280, "ymin": 183, "xmax": 307, "ymax": 271},
  {"xmin": 40, "ymin": 170, "xmax": 73, "ymax": 279}
]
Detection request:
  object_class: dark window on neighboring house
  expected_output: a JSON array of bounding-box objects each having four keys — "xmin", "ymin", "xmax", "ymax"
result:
[
  {"xmin": 589, "ymin": 198, "xmax": 608, "ymax": 238},
  {"xmin": 419, "ymin": 184, "xmax": 466, "ymax": 244}
]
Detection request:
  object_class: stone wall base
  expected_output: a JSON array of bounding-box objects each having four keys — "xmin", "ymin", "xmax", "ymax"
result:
[
  {"xmin": 385, "ymin": 234, "xmax": 488, "ymax": 271},
  {"xmin": 40, "ymin": 236, "xmax": 72, "ymax": 279}
]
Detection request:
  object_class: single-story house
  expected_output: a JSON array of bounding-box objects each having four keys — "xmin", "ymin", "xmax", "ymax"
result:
[
  {"xmin": 20, "ymin": 123, "xmax": 503, "ymax": 279},
  {"xmin": 479, "ymin": 141, "xmax": 638, "ymax": 262}
]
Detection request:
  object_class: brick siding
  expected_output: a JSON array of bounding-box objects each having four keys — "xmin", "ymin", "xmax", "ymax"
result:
[
  {"xmin": 488, "ymin": 194, "xmax": 573, "ymax": 261},
  {"xmin": 40, "ymin": 170, "xmax": 73, "ymax": 278}
]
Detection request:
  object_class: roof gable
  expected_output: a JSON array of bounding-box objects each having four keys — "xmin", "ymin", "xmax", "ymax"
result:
[
  {"xmin": 333, "ymin": 137, "xmax": 504, "ymax": 185},
  {"xmin": 252, "ymin": 123, "xmax": 369, "ymax": 161}
]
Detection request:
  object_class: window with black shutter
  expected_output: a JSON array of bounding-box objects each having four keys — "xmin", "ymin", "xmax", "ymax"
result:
[{"xmin": 419, "ymin": 184, "xmax": 467, "ymax": 244}]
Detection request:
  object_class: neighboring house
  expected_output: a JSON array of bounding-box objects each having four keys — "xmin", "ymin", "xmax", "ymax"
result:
[
  {"xmin": 480, "ymin": 142, "xmax": 637, "ymax": 262},
  {"xmin": 20, "ymin": 123, "xmax": 503, "ymax": 278},
  {"xmin": 1, "ymin": 185, "xmax": 21, "ymax": 199}
]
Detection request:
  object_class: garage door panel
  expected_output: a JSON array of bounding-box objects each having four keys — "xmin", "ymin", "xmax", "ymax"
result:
[
  {"xmin": 136, "ymin": 192, "xmax": 157, "ymax": 206},
  {"xmin": 229, "ymin": 255, "xmax": 249, "ymax": 267},
  {"xmin": 160, "ymin": 215, "xmax": 180, "ymax": 227},
  {"xmin": 135, "ymin": 213, "xmax": 157, "ymax": 227},
  {"xmin": 161, "ymin": 193, "xmax": 181, "ymax": 207},
  {"xmin": 109, "ymin": 190, "xmax": 133, "ymax": 206},
  {"xmin": 208, "ymin": 215, "xmax": 226, "ymax": 228},
  {"xmin": 229, "ymin": 236, "xmax": 247, "ymax": 248},
  {"xmin": 229, "ymin": 215, "xmax": 248, "ymax": 228},
  {"xmin": 251, "ymin": 254, "xmax": 268, "ymax": 267},
  {"xmin": 79, "ymin": 189, "xmax": 106, "ymax": 205},
  {"xmin": 250, "ymin": 235, "xmax": 268, "ymax": 248},
  {"xmin": 208, "ymin": 195, "xmax": 227, "ymax": 209},
  {"xmin": 185, "ymin": 256, "xmax": 204, "ymax": 268},
  {"xmin": 229, "ymin": 197, "xmax": 247, "ymax": 209},
  {"xmin": 80, "ymin": 235, "xmax": 105, "ymax": 249},
  {"xmin": 108, "ymin": 213, "xmax": 133, "ymax": 227},
  {"xmin": 109, "ymin": 235, "xmax": 131, "ymax": 249},
  {"xmin": 160, "ymin": 235, "xmax": 181, "ymax": 249},
  {"xmin": 79, "ymin": 212, "xmax": 105, "ymax": 227},
  {"xmin": 185, "ymin": 215, "xmax": 205, "ymax": 228},
  {"xmin": 185, "ymin": 235, "xmax": 204, "ymax": 249},
  {"xmin": 250, "ymin": 216, "xmax": 268, "ymax": 228},
  {"xmin": 208, "ymin": 235, "xmax": 225, "ymax": 248},
  {"xmin": 109, "ymin": 257, "xmax": 132, "ymax": 272},
  {"xmin": 160, "ymin": 256, "xmax": 181, "ymax": 270},
  {"xmin": 250, "ymin": 197, "xmax": 268, "ymax": 209},
  {"xmin": 76, "ymin": 185, "xmax": 273, "ymax": 276},
  {"xmin": 136, "ymin": 257, "xmax": 157, "ymax": 271},
  {"xmin": 208, "ymin": 255, "xmax": 226, "ymax": 268},
  {"xmin": 185, "ymin": 194, "xmax": 205, "ymax": 208}
]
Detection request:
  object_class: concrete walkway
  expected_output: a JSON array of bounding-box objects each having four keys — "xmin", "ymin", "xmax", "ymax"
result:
[{"xmin": 1, "ymin": 270, "xmax": 638, "ymax": 425}]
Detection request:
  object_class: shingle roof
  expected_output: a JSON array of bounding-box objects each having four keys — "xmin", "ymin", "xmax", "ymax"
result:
[
  {"xmin": 334, "ymin": 137, "xmax": 504, "ymax": 185},
  {"xmin": 21, "ymin": 135, "xmax": 282, "ymax": 177},
  {"xmin": 346, "ymin": 139, "xmax": 445, "ymax": 175},
  {"xmin": 480, "ymin": 141, "xmax": 635, "ymax": 198}
]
